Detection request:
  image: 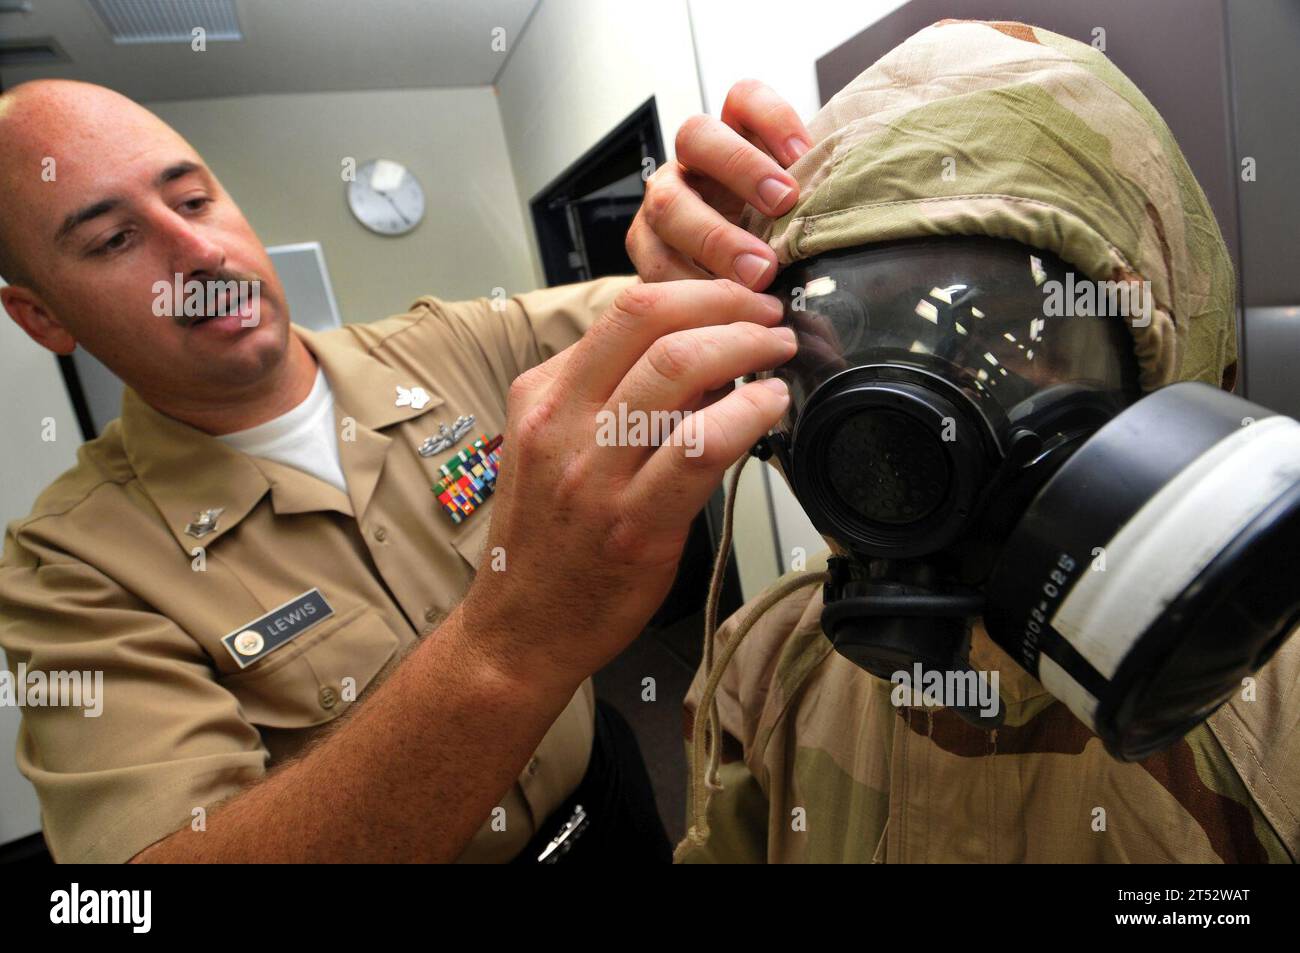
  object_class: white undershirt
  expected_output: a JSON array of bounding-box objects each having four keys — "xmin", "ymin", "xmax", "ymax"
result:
[{"xmin": 216, "ymin": 367, "xmax": 349, "ymax": 495}]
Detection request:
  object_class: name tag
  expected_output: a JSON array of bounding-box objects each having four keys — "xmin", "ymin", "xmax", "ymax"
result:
[{"xmin": 221, "ymin": 589, "xmax": 334, "ymax": 669}]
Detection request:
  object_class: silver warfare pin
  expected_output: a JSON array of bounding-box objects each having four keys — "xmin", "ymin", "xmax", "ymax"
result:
[{"xmin": 419, "ymin": 414, "xmax": 476, "ymax": 457}]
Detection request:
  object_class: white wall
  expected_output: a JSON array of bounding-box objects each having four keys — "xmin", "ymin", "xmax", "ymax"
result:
[
  {"xmin": 149, "ymin": 86, "xmax": 539, "ymax": 324},
  {"xmin": 495, "ymin": 0, "xmax": 705, "ymax": 282},
  {"xmin": 0, "ymin": 283, "xmax": 80, "ymax": 845},
  {"xmin": 687, "ymin": 0, "xmax": 909, "ymax": 117}
]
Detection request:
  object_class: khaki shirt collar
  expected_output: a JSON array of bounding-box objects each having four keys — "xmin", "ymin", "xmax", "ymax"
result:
[
  {"xmin": 295, "ymin": 323, "xmax": 445, "ymax": 432},
  {"xmin": 121, "ymin": 324, "xmax": 445, "ymax": 552}
]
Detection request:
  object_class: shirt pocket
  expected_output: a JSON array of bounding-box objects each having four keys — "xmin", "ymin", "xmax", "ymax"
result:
[
  {"xmin": 216, "ymin": 603, "xmax": 400, "ymax": 729},
  {"xmin": 448, "ymin": 496, "xmax": 494, "ymax": 571}
]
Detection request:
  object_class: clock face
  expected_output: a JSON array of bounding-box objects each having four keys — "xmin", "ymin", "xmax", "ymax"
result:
[{"xmin": 347, "ymin": 159, "xmax": 426, "ymax": 236}]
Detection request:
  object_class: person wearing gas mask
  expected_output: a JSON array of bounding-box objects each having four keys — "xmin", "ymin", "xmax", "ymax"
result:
[{"xmin": 635, "ymin": 20, "xmax": 1300, "ymax": 863}]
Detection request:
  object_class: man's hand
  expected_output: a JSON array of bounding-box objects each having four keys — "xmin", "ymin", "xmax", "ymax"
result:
[
  {"xmin": 461, "ymin": 279, "xmax": 794, "ymax": 695},
  {"xmin": 626, "ymin": 80, "xmax": 811, "ymax": 290}
]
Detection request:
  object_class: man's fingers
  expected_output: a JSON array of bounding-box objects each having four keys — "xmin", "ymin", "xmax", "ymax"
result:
[
  {"xmin": 631, "ymin": 81, "xmax": 808, "ymax": 289},
  {"xmin": 623, "ymin": 378, "xmax": 791, "ymax": 528},
  {"xmin": 675, "ymin": 114, "xmax": 799, "ymax": 219},
  {"xmin": 719, "ymin": 79, "xmax": 813, "ymax": 167},
  {"xmin": 601, "ymin": 322, "xmax": 796, "ymax": 465},
  {"xmin": 698, "ymin": 382, "xmax": 734, "ymax": 411},
  {"xmin": 625, "ymin": 214, "xmax": 712, "ymax": 284},
  {"xmin": 504, "ymin": 339, "xmax": 577, "ymax": 418},
  {"xmin": 558, "ymin": 279, "xmax": 782, "ymax": 405},
  {"xmin": 641, "ymin": 162, "xmax": 779, "ymax": 288}
]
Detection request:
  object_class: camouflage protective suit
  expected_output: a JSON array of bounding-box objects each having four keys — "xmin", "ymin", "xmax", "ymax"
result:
[{"xmin": 679, "ymin": 20, "xmax": 1298, "ymax": 863}]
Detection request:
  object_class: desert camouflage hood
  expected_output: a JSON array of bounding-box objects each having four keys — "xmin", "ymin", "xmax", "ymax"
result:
[{"xmin": 741, "ymin": 19, "xmax": 1237, "ymax": 392}]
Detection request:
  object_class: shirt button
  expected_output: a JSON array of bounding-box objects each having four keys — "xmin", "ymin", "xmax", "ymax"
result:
[
  {"xmin": 424, "ymin": 606, "xmax": 438, "ymax": 623},
  {"xmin": 319, "ymin": 686, "xmax": 338, "ymax": 709},
  {"xmin": 374, "ymin": 526, "xmax": 388, "ymax": 542}
]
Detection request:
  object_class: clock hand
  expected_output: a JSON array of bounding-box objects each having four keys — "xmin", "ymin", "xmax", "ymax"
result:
[{"xmin": 376, "ymin": 190, "xmax": 412, "ymax": 227}]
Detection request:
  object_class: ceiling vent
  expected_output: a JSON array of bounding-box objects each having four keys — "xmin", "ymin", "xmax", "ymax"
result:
[{"xmin": 88, "ymin": 0, "xmax": 242, "ymax": 44}]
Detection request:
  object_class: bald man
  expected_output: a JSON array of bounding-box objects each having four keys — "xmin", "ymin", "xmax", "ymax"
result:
[{"xmin": 0, "ymin": 79, "xmax": 807, "ymax": 863}]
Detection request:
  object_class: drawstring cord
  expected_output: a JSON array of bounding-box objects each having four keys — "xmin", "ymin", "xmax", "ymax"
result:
[{"xmin": 674, "ymin": 455, "xmax": 828, "ymax": 861}]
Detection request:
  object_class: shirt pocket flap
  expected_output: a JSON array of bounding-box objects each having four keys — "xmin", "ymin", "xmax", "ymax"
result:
[{"xmin": 217, "ymin": 604, "xmax": 400, "ymax": 729}]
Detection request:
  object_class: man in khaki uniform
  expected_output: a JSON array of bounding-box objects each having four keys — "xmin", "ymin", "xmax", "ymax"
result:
[
  {"xmin": 1, "ymin": 275, "xmax": 630, "ymax": 864},
  {"xmin": 0, "ymin": 78, "xmax": 803, "ymax": 863},
  {"xmin": 667, "ymin": 21, "xmax": 1300, "ymax": 863}
]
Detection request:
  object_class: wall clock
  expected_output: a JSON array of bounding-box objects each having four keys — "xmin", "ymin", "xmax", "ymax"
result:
[{"xmin": 347, "ymin": 158, "xmax": 425, "ymax": 236}]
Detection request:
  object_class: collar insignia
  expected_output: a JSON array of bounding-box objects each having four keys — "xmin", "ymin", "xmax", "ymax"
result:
[
  {"xmin": 185, "ymin": 507, "xmax": 225, "ymax": 539},
  {"xmin": 395, "ymin": 385, "xmax": 431, "ymax": 410}
]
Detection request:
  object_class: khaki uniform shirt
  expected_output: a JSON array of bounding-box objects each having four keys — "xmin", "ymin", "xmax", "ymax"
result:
[
  {"xmin": 0, "ymin": 274, "xmax": 636, "ymax": 864},
  {"xmin": 682, "ymin": 551, "xmax": 1300, "ymax": 863}
]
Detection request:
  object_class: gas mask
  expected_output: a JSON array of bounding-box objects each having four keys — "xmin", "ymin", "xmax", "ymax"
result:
[{"xmin": 756, "ymin": 236, "xmax": 1300, "ymax": 761}]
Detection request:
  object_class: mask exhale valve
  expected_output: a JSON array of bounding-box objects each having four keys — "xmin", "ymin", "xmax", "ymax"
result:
[{"xmin": 820, "ymin": 556, "xmax": 1001, "ymax": 727}]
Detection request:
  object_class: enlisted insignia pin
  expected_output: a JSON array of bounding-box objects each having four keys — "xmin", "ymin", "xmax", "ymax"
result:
[
  {"xmin": 395, "ymin": 385, "xmax": 431, "ymax": 410},
  {"xmin": 221, "ymin": 589, "xmax": 335, "ymax": 669},
  {"xmin": 419, "ymin": 414, "xmax": 476, "ymax": 457},
  {"xmin": 185, "ymin": 507, "xmax": 225, "ymax": 539},
  {"xmin": 433, "ymin": 433, "xmax": 503, "ymax": 524}
]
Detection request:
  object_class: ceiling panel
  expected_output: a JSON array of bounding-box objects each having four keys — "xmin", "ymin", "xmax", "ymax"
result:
[{"xmin": 0, "ymin": 0, "xmax": 539, "ymax": 100}]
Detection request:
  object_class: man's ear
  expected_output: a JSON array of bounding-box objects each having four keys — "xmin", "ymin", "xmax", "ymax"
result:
[{"xmin": 0, "ymin": 284, "xmax": 77, "ymax": 355}]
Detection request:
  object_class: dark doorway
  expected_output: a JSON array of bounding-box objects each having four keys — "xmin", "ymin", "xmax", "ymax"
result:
[{"xmin": 531, "ymin": 98, "xmax": 663, "ymax": 286}]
